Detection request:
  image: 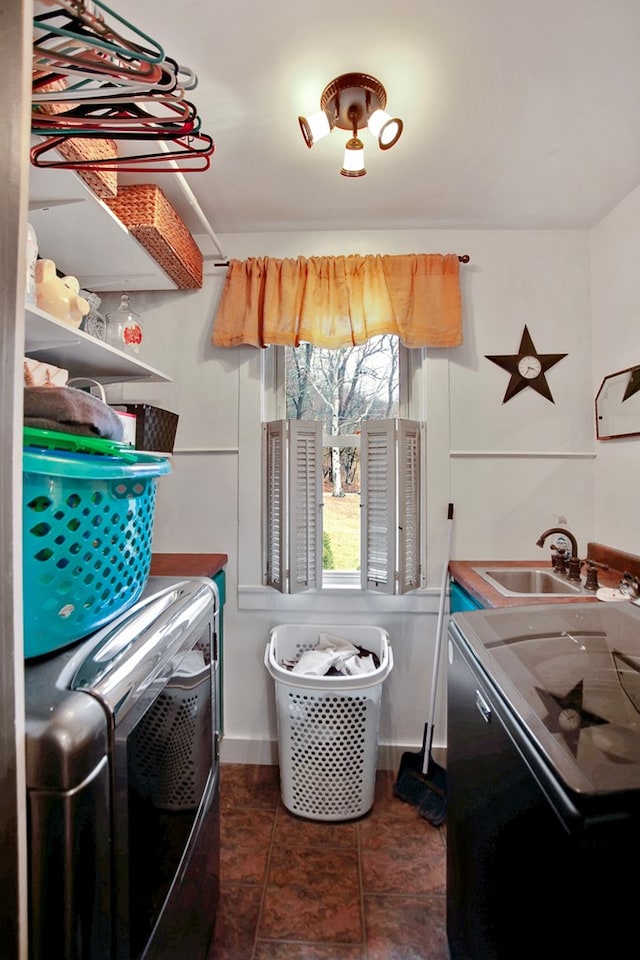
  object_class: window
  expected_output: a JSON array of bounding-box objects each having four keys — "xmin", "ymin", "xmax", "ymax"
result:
[{"xmin": 263, "ymin": 337, "xmax": 425, "ymax": 594}]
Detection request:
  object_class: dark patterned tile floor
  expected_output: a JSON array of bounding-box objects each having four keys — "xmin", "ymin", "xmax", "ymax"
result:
[{"xmin": 209, "ymin": 764, "xmax": 448, "ymax": 960}]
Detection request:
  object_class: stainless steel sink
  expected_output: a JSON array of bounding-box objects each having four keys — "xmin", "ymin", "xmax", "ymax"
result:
[{"xmin": 472, "ymin": 566, "xmax": 583, "ymax": 597}]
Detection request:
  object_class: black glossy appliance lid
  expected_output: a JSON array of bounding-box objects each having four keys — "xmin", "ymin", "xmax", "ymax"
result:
[{"xmin": 451, "ymin": 600, "xmax": 640, "ymax": 796}]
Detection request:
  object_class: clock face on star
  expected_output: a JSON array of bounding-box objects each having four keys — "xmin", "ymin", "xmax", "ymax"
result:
[
  {"xmin": 517, "ymin": 355, "xmax": 542, "ymax": 379},
  {"xmin": 485, "ymin": 326, "xmax": 568, "ymax": 403}
]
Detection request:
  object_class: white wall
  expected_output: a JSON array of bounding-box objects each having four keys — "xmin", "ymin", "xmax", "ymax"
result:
[
  {"xmin": 590, "ymin": 183, "xmax": 640, "ymax": 551},
  {"xmin": 449, "ymin": 230, "xmax": 594, "ymax": 560},
  {"xmin": 103, "ymin": 225, "xmax": 596, "ymax": 766}
]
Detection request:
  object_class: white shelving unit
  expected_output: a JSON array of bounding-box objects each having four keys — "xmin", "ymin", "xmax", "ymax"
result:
[
  {"xmin": 28, "ymin": 142, "xmax": 228, "ymax": 291},
  {"xmin": 25, "ymin": 305, "xmax": 172, "ymax": 384},
  {"xmin": 29, "ymin": 162, "xmax": 179, "ymax": 292}
]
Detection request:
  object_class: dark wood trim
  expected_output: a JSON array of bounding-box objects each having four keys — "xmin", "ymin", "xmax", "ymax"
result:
[
  {"xmin": 586, "ymin": 542, "xmax": 640, "ymax": 579},
  {"xmin": 150, "ymin": 553, "xmax": 228, "ymax": 579}
]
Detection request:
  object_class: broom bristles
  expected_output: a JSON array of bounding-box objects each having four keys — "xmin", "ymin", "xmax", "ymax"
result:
[
  {"xmin": 393, "ymin": 765, "xmax": 447, "ymax": 826},
  {"xmin": 417, "ymin": 787, "xmax": 446, "ymax": 827}
]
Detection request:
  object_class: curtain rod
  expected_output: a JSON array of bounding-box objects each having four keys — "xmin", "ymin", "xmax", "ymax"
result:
[{"xmin": 211, "ymin": 253, "xmax": 471, "ymax": 268}]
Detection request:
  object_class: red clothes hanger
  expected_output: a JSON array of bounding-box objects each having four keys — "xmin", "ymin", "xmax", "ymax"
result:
[{"xmin": 30, "ymin": 132, "xmax": 215, "ymax": 173}]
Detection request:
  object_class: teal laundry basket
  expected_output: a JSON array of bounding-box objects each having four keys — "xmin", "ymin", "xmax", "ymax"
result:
[{"xmin": 23, "ymin": 443, "xmax": 171, "ymax": 659}]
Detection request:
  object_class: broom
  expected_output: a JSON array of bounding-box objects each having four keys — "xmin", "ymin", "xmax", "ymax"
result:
[{"xmin": 393, "ymin": 502, "xmax": 454, "ymax": 826}]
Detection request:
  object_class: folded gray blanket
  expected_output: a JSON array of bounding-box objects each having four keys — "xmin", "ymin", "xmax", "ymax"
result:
[{"xmin": 24, "ymin": 386, "xmax": 124, "ymax": 441}]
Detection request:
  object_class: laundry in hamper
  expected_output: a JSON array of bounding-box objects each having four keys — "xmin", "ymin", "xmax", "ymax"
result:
[{"xmin": 289, "ymin": 632, "xmax": 379, "ymax": 677}]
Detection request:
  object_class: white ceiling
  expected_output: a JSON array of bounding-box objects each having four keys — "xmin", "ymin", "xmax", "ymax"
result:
[{"xmin": 116, "ymin": 0, "xmax": 640, "ymax": 238}]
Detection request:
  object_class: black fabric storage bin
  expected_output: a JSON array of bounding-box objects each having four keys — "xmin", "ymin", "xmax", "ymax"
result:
[{"xmin": 118, "ymin": 404, "xmax": 178, "ymax": 453}]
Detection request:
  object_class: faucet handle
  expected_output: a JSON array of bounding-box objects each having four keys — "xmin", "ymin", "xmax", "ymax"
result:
[
  {"xmin": 584, "ymin": 559, "xmax": 606, "ymax": 591},
  {"xmin": 567, "ymin": 556, "xmax": 583, "ymax": 582}
]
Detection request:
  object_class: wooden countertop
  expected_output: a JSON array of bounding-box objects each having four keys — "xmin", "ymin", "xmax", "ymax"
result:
[
  {"xmin": 449, "ymin": 544, "xmax": 634, "ymax": 609},
  {"xmin": 150, "ymin": 553, "xmax": 228, "ymax": 579}
]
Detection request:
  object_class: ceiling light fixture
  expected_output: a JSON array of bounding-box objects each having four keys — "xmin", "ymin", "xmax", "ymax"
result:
[{"xmin": 298, "ymin": 72, "xmax": 403, "ymax": 178}]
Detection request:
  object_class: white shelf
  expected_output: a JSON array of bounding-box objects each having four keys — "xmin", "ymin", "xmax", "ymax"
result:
[
  {"xmin": 28, "ymin": 161, "xmax": 180, "ymax": 291},
  {"xmin": 25, "ymin": 306, "xmax": 172, "ymax": 384},
  {"xmin": 28, "ymin": 143, "xmax": 228, "ymax": 291}
]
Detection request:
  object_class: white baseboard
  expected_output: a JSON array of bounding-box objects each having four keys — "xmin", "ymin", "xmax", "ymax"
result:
[
  {"xmin": 219, "ymin": 736, "xmax": 446, "ymax": 772},
  {"xmin": 220, "ymin": 737, "xmax": 279, "ymax": 765}
]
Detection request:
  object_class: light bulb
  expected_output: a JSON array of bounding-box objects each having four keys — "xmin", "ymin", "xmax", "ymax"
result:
[
  {"xmin": 298, "ymin": 110, "xmax": 331, "ymax": 148},
  {"xmin": 340, "ymin": 137, "xmax": 366, "ymax": 177},
  {"xmin": 368, "ymin": 109, "xmax": 403, "ymax": 149}
]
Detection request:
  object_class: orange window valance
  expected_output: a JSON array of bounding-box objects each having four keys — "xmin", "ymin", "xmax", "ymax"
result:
[{"xmin": 211, "ymin": 253, "xmax": 463, "ymax": 349}]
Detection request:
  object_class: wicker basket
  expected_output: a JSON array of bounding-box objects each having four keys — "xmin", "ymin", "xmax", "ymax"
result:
[
  {"xmin": 113, "ymin": 403, "xmax": 179, "ymax": 453},
  {"xmin": 55, "ymin": 137, "xmax": 118, "ymax": 199},
  {"xmin": 105, "ymin": 185, "xmax": 203, "ymax": 289},
  {"xmin": 31, "ymin": 73, "xmax": 69, "ymax": 116}
]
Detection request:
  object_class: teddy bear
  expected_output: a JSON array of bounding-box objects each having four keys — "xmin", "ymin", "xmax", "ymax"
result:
[{"xmin": 35, "ymin": 259, "xmax": 90, "ymax": 329}]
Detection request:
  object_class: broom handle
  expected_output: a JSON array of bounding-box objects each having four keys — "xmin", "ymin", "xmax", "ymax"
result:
[{"xmin": 422, "ymin": 502, "xmax": 454, "ymax": 774}]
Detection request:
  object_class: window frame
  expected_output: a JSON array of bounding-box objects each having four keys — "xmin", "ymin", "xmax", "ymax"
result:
[
  {"xmin": 262, "ymin": 343, "xmax": 428, "ymax": 594},
  {"xmin": 264, "ymin": 342, "xmax": 425, "ymax": 422}
]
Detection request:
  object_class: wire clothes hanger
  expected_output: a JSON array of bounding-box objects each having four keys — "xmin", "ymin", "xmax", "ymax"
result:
[
  {"xmin": 32, "ymin": 95, "xmax": 200, "ymax": 137},
  {"xmin": 33, "ymin": 0, "xmax": 165, "ymax": 66},
  {"xmin": 31, "ymin": 4, "xmax": 214, "ymax": 174},
  {"xmin": 31, "ymin": 59, "xmax": 196, "ymax": 101},
  {"xmin": 32, "ymin": 58, "xmax": 181, "ymax": 96},
  {"xmin": 30, "ymin": 133, "xmax": 215, "ymax": 173},
  {"xmin": 32, "ymin": 43, "xmax": 167, "ymax": 84}
]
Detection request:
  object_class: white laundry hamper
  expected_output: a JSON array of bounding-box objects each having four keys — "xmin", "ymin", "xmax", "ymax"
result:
[{"xmin": 265, "ymin": 624, "xmax": 393, "ymax": 821}]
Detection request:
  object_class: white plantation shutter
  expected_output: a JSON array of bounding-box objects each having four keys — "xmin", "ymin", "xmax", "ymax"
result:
[
  {"xmin": 360, "ymin": 419, "xmax": 422, "ymax": 594},
  {"xmin": 264, "ymin": 421, "xmax": 286, "ymax": 591},
  {"xmin": 263, "ymin": 420, "xmax": 322, "ymax": 593},
  {"xmin": 289, "ymin": 420, "xmax": 323, "ymax": 593},
  {"xmin": 360, "ymin": 420, "xmax": 396, "ymax": 593},
  {"xmin": 397, "ymin": 420, "xmax": 421, "ymax": 593},
  {"xmin": 265, "ymin": 418, "xmax": 420, "ymax": 595}
]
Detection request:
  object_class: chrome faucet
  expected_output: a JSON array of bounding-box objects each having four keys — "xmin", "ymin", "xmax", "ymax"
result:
[
  {"xmin": 536, "ymin": 527, "xmax": 578, "ymax": 557},
  {"xmin": 536, "ymin": 527, "xmax": 581, "ymax": 581}
]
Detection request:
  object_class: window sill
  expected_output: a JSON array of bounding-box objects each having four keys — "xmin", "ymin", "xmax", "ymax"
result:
[
  {"xmin": 322, "ymin": 572, "xmax": 361, "ymax": 589},
  {"xmin": 238, "ymin": 584, "xmax": 442, "ymax": 614}
]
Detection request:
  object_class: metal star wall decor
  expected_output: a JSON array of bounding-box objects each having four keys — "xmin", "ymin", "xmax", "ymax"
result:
[{"xmin": 485, "ymin": 326, "xmax": 568, "ymax": 404}]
